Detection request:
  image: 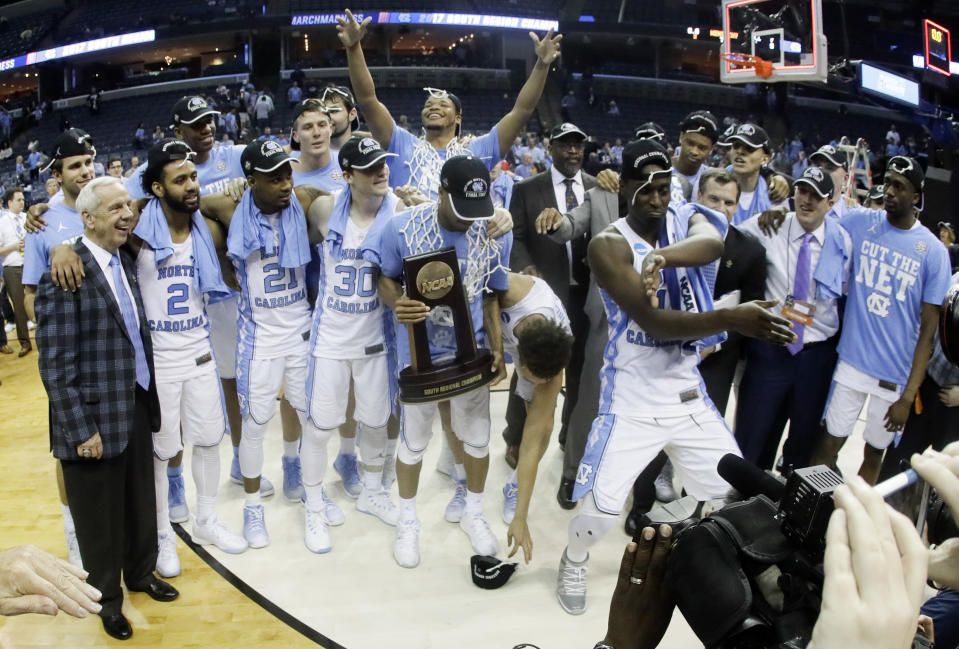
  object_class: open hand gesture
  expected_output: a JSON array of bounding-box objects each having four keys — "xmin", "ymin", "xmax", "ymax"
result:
[
  {"xmin": 336, "ymin": 9, "xmax": 371, "ymax": 50},
  {"xmin": 530, "ymin": 29, "xmax": 562, "ymax": 66}
]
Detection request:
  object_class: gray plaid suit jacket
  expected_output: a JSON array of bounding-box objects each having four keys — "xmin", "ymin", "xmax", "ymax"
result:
[{"xmin": 35, "ymin": 240, "xmax": 161, "ymax": 460}]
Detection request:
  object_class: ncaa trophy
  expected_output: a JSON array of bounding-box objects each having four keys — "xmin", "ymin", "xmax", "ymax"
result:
[{"xmin": 398, "ymin": 248, "xmax": 495, "ymax": 404}]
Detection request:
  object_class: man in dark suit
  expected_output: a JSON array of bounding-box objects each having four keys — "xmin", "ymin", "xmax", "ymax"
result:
[
  {"xmin": 35, "ymin": 176, "xmax": 178, "ymax": 640},
  {"xmin": 506, "ymin": 122, "xmax": 597, "ymax": 467},
  {"xmin": 697, "ymin": 169, "xmax": 768, "ymax": 414}
]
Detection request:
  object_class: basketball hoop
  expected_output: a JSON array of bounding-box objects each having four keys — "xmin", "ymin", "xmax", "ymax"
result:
[{"xmin": 720, "ymin": 53, "xmax": 774, "ymax": 78}]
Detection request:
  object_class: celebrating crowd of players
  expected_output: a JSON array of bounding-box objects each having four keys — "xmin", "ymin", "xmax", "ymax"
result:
[{"xmin": 11, "ymin": 10, "xmax": 953, "ymax": 639}]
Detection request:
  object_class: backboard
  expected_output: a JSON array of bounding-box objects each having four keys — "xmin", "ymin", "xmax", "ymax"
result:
[{"xmin": 721, "ymin": 0, "xmax": 828, "ymax": 83}]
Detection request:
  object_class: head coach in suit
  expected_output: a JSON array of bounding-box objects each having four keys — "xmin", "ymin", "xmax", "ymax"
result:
[
  {"xmin": 505, "ymin": 122, "xmax": 597, "ymax": 465},
  {"xmin": 35, "ymin": 176, "xmax": 178, "ymax": 640}
]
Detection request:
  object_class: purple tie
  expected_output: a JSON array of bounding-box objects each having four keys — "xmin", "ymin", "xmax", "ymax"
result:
[{"xmin": 787, "ymin": 233, "xmax": 813, "ymax": 355}]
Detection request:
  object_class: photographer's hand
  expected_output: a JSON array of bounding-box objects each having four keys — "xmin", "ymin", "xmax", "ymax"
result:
[
  {"xmin": 912, "ymin": 444, "xmax": 959, "ymax": 590},
  {"xmin": 603, "ymin": 525, "xmax": 674, "ymax": 649},
  {"xmin": 808, "ymin": 477, "xmax": 927, "ymax": 649}
]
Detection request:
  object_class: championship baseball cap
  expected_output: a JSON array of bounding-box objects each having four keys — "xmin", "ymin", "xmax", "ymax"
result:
[
  {"xmin": 550, "ymin": 122, "xmax": 587, "ymax": 141},
  {"xmin": 289, "ymin": 98, "xmax": 333, "ymax": 152},
  {"xmin": 440, "ymin": 154, "xmax": 495, "ymax": 221},
  {"xmin": 716, "ymin": 124, "xmax": 737, "ymax": 148},
  {"xmin": 727, "ymin": 123, "xmax": 769, "ymax": 151},
  {"xmin": 621, "ymin": 139, "xmax": 672, "ymax": 183},
  {"xmin": 338, "ymin": 135, "xmax": 397, "ymax": 171},
  {"xmin": 886, "ymin": 156, "xmax": 925, "ymax": 209},
  {"xmin": 809, "ymin": 144, "xmax": 846, "ymax": 170},
  {"xmin": 470, "ymin": 555, "xmax": 518, "ymax": 589},
  {"xmin": 866, "ymin": 184, "xmax": 885, "ymax": 203},
  {"xmin": 171, "ymin": 96, "xmax": 219, "ymax": 126},
  {"xmin": 241, "ymin": 139, "xmax": 294, "ymax": 174},
  {"xmin": 43, "ymin": 128, "xmax": 95, "ymax": 172},
  {"xmin": 634, "ymin": 122, "xmax": 666, "ymax": 143},
  {"xmin": 793, "ymin": 165, "xmax": 834, "ymax": 199},
  {"xmin": 147, "ymin": 138, "xmax": 196, "ymax": 171},
  {"xmin": 320, "ymin": 85, "xmax": 361, "ymax": 132},
  {"xmin": 679, "ymin": 110, "xmax": 719, "ymax": 142}
]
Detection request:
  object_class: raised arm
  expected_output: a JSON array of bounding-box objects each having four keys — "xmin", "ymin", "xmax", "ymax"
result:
[
  {"xmin": 588, "ymin": 228, "xmax": 794, "ymax": 344},
  {"xmin": 337, "ymin": 10, "xmax": 395, "ymax": 149},
  {"xmin": 495, "ymin": 30, "xmax": 562, "ymax": 157}
]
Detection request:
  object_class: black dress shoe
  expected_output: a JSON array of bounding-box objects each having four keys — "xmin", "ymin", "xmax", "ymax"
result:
[
  {"xmin": 128, "ymin": 576, "xmax": 179, "ymax": 602},
  {"xmin": 101, "ymin": 612, "xmax": 133, "ymax": 640},
  {"xmin": 624, "ymin": 509, "xmax": 653, "ymax": 538},
  {"xmin": 556, "ymin": 477, "xmax": 576, "ymax": 510}
]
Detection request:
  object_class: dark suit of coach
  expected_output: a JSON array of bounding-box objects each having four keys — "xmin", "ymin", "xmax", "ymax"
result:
[
  {"xmin": 507, "ymin": 123, "xmax": 596, "ymax": 457},
  {"xmin": 36, "ymin": 176, "xmax": 176, "ymax": 640}
]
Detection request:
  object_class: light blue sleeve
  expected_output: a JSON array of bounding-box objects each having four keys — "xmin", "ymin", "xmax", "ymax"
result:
[
  {"xmin": 922, "ymin": 240, "xmax": 952, "ymax": 306},
  {"xmin": 468, "ymin": 125, "xmax": 502, "ymax": 169},
  {"xmin": 229, "ymin": 145, "xmax": 247, "ymax": 178},
  {"xmin": 488, "ymin": 231, "xmax": 513, "ymax": 291},
  {"xmin": 386, "ymin": 121, "xmax": 415, "ymax": 187},
  {"xmin": 125, "ymin": 162, "xmax": 149, "ymax": 200},
  {"xmin": 22, "ymin": 231, "xmax": 47, "ymax": 286},
  {"xmin": 376, "ymin": 220, "xmax": 405, "ymax": 281}
]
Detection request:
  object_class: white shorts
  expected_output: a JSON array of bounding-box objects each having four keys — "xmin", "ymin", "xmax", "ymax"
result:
[
  {"xmin": 153, "ymin": 362, "xmax": 226, "ymax": 460},
  {"xmin": 573, "ymin": 407, "xmax": 741, "ymax": 515},
  {"xmin": 823, "ymin": 361, "xmax": 902, "ymax": 449},
  {"xmin": 401, "ymin": 387, "xmax": 491, "ymax": 455},
  {"xmin": 237, "ymin": 352, "xmax": 308, "ymax": 424},
  {"xmin": 306, "ymin": 355, "xmax": 390, "ymax": 430},
  {"xmin": 207, "ymin": 296, "xmax": 239, "ymax": 379}
]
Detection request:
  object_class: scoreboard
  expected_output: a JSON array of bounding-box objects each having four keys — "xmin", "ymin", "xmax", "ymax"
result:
[{"xmin": 925, "ymin": 19, "xmax": 952, "ymax": 76}]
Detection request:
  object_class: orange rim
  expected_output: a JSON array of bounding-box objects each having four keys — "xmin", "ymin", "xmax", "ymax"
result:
[{"xmin": 721, "ymin": 53, "xmax": 774, "ymax": 78}]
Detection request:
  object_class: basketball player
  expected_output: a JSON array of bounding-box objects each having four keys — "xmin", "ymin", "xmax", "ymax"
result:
[
  {"xmin": 125, "ymin": 96, "xmax": 281, "ymax": 520},
  {"xmin": 200, "ymin": 140, "xmax": 332, "ymax": 548},
  {"xmin": 131, "ymin": 139, "xmax": 249, "ymax": 574},
  {"xmin": 21, "ymin": 128, "xmax": 95, "ymax": 570},
  {"xmin": 337, "ymin": 9, "xmax": 561, "ymax": 197},
  {"xmin": 320, "ymin": 85, "xmax": 361, "ymax": 153},
  {"xmin": 288, "ymin": 98, "xmax": 367, "ymax": 499},
  {"xmin": 810, "ymin": 156, "xmax": 951, "ymax": 484},
  {"xmin": 728, "ymin": 123, "xmax": 789, "ymax": 225},
  {"xmin": 296, "ymin": 136, "xmax": 402, "ymax": 553},
  {"xmin": 555, "ymin": 140, "xmax": 795, "ymax": 614},
  {"xmin": 364, "ymin": 155, "xmax": 512, "ymax": 568},
  {"xmin": 498, "ymin": 272, "xmax": 574, "ymax": 564},
  {"xmin": 672, "ymin": 110, "xmax": 720, "ymax": 202}
]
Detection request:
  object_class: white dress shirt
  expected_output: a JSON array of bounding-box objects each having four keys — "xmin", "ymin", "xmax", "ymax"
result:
[
  {"xmin": 0, "ymin": 209, "xmax": 25, "ymax": 267},
  {"xmin": 81, "ymin": 235, "xmax": 140, "ymax": 328},
  {"xmin": 739, "ymin": 213, "xmax": 850, "ymax": 343},
  {"xmin": 552, "ymin": 166, "xmax": 585, "ymax": 285}
]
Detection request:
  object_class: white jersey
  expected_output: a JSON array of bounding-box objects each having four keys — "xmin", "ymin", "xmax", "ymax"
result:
[
  {"xmin": 136, "ymin": 235, "xmax": 212, "ymax": 375},
  {"xmin": 235, "ymin": 215, "xmax": 311, "ymax": 360},
  {"xmin": 501, "ymin": 276, "xmax": 571, "ymax": 402},
  {"xmin": 598, "ymin": 219, "xmax": 705, "ymax": 418},
  {"xmin": 311, "ymin": 217, "xmax": 384, "ymax": 359}
]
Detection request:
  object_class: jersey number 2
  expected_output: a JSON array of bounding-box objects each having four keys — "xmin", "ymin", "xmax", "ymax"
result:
[{"xmin": 167, "ymin": 283, "xmax": 189, "ymax": 315}]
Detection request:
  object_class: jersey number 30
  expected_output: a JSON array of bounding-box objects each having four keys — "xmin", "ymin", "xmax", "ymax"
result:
[{"xmin": 334, "ymin": 265, "xmax": 375, "ymax": 298}]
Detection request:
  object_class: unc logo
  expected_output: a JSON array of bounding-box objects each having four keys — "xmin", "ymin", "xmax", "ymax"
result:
[
  {"xmin": 216, "ymin": 160, "xmax": 227, "ymax": 172},
  {"xmin": 866, "ymin": 292, "xmax": 891, "ymax": 317},
  {"xmin": 187, "ymin": 97, "xmax": 208, "ymax": 111},
  {"xmin": 260, "ymin": 140, "xmax": 281, "ymax": 155},
  {"xmin": 822, "ymin": 145, "xmax": 837, "ymax": 155},
  {"xmin": 915, "ymin": 241, "xmax": 927, "ymax": 254},
  {"xmin": 738, "ymin": 124, "xmax": 756, "ymax": 136},
  {"xmin": 463, "ymin": 178, "xmax": 488, "ymax": 198},
  {"xmin": 575, "ymin": 463, "xmax": 593, "ymax": 486},
  {"xmin": 806, "ymin": 167, "xmax": 824, "ymax": 181},
  {"xmin": 331, "ymin": 170, "xmax": 342, "ymax": 181},
  {"xmin": 359, "ymin": 137, "xmax": 378, "ymax": 154}
]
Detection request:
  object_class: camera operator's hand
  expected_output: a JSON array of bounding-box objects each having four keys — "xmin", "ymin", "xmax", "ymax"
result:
[
  {"xmin": 911, "ymin": 444, "xmax": 959, "ymax": 590},
  {"xmin": 603, "ymin": 525, "xmax": 674, "ymax": 649},
  {"xmin": 808, "ymin": 477, "xmax": 928, "ymax": 649}
]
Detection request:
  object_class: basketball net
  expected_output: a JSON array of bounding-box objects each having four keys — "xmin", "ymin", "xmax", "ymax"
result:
[
  {"xmin": 404, "ymin": 134, "xmax": 478, "ymax": 197},
  {"xmin": 399, "ymin": 202, "xmax": 507, "ymax": 303}
]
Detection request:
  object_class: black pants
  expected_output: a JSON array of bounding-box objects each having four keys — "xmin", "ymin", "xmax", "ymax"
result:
[
  {"xmin": 734, "ymin": 338, "xmax": 838, "ymax": 471},
  {"xmin": 503, "ymin": 284, "xmax": 589, "ymax": 447},
  {"xmin": 61, "ymin": 389, "xmax": 158, "ymax": 616}
]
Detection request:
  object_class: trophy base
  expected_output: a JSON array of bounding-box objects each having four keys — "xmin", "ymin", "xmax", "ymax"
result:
[{"xmin": 398, "ymin": 350, "xmax": 496, "ymax": 404}]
